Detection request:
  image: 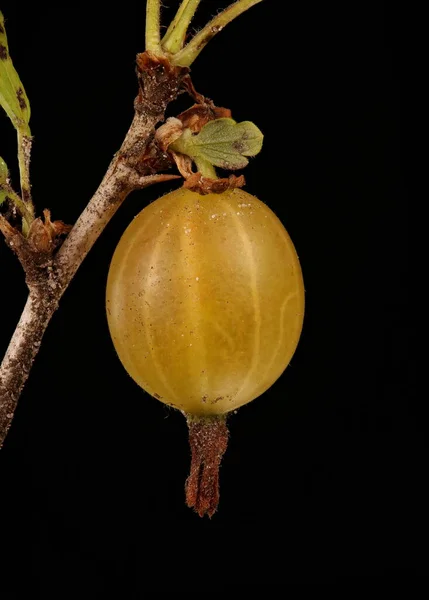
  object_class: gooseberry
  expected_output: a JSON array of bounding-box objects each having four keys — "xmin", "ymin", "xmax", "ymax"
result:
[{"xmin": 106, "ymin": 186, "xmax": 304, "ymax": 515}]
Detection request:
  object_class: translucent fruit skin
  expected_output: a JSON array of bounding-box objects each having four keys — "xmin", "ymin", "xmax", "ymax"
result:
[{"xmin": 106, "ymin": 188, "xmax": 304, "ymax": 416}]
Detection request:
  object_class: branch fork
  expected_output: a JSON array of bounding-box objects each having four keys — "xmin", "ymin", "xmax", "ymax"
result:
[{"xmin": 0, "ymin": 50, "xmax": 189, "ymax": 446}]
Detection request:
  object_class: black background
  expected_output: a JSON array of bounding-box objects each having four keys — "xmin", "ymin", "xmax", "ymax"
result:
[{"xmin": 0, "ymin": 0, "xmax": 414, "ymax": 592}]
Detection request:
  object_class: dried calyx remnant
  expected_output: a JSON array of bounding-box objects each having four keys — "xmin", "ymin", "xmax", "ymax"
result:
[{"xmin": 185, "ymin": 415, "xmax": 229, "ymax": 518}]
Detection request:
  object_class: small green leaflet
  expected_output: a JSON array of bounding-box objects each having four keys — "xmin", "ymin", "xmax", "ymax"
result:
[
  {"xmin": 171, "ymin": 118, "xmax": 263, "ymax": 170},
  {"xmin": 0, "ymin": 11, "xmax": 31, "ymax": 134}
]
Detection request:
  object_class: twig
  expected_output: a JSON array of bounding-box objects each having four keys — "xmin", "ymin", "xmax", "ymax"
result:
[{"xmin": 0, "ymin": 53, "xmax": 187, "ymax": 447}]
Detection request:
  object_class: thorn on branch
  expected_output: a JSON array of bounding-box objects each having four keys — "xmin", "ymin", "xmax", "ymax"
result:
[{"xmin": 131, "ymin": 172, "xmax": 182, "ymax": 189}]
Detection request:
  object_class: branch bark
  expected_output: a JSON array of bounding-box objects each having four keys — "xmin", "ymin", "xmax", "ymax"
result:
[
  {"xmin": 0, "ymin": 53, "xmax": 187, "ymax": 448},
  {"xmin": 0, "ymin": 293, "xmax": 55, "ymax": 440}
]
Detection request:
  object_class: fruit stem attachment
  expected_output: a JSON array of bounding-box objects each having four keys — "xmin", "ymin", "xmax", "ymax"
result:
[
  {"xmin": 185, "ymin": 414, "xmax": 229, "ymax": 518},
  {"xmin": 194, "ymin": 157, "xmax": 217, "ymax": 179}
]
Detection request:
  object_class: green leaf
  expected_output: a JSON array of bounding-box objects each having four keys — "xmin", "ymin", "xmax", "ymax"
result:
[
  {"xmin": 0, "ymin": 11, "xmax": 31, "ymax": 134},
  {"xmin": 170, "ymin": 118, "xmax": 263, "ymax": 171}
]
